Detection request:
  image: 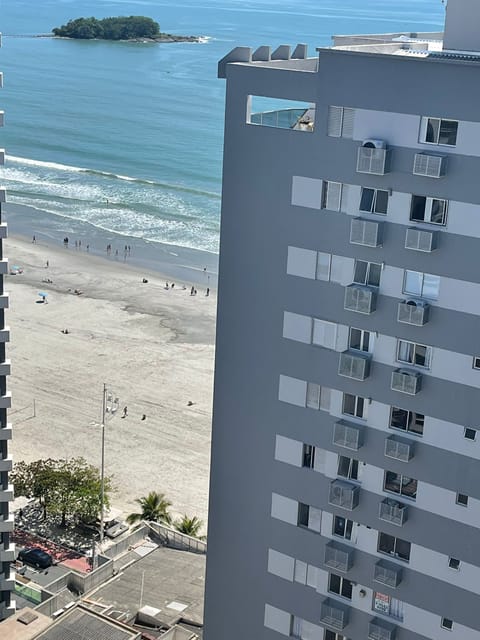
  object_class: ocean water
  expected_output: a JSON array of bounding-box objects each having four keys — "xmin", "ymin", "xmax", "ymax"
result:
[{"xmin": 0, "ymin": 0, "xmax": 445, "ymax": 254}]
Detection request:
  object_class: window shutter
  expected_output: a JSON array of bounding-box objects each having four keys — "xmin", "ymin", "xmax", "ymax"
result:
[
  {"xmin": 325, "ymin": 181, "xmax": 343, "ymax": 211},
  {"xmin": 327, "ymin": 105, "xmax": 343, "ymax": 137},
  {"xmin": 320, "ymin": 387, "xmax": 331, "ymax": 411},
  {"xmin": 342, "ymin": 107, "xmax": 355, "ymax": 138}
]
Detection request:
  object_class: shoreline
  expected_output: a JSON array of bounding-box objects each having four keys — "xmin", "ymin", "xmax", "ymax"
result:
[
  {"xmin": 6, "ymin": 233, "xmax": 216, "ymax": 524},
  {"xmin": 4, "ymin": 202, "xmax": 219, "ymax": 289}
]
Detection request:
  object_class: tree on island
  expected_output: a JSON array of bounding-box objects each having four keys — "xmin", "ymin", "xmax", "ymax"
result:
[
  {"xmin": 11, "ymin": 457, "xmax": 112, "ymax": 527},
  {"xmin": 52, "ymin": 16, "xmax": 161, "ymax": 40}
]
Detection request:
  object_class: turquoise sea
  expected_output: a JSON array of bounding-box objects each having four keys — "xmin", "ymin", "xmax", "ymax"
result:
[{"xmin": 0, "ymin": 0, "xmax": 445, "ymax": 255}]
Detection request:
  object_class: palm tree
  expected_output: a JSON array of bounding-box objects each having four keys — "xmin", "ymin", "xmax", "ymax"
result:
[
  {"xmin": 126, "ymin": 491, "xmax": 172, "ymax": 525},
  {"xmin": 174, "ymin": 514, "xmax": 205, "ymax": 539}
]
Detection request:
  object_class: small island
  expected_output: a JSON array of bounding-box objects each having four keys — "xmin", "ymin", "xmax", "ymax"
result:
[{"xmin": 52, "ymin": 16, "xmax": 201, "ymax": 43}]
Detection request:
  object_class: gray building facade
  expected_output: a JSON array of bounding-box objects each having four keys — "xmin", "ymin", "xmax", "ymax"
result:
[
  {"xmin": 205, "ymin": 2, "xmax": 480, "ymax": 639},
  {"xmin": 0, "ymin": 56, "xmax": 13, "ymax": 620}
]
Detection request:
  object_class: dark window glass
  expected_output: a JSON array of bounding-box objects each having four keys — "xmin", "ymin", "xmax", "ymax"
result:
[
  {"xmin": 448, "ymin": 557, "xmax": 460, "ymax": 570},
  {"xmin": 353, "ymin": 260, "xmax": 368, "ymax": 284},
  {"xmin": 410, "ymin": 412, "xmax": 424, "ymax": 435},
  {"xmin": 410, "ymin": 195, "xmax": 427, "ymax": 222},
  {"xmin": 465, "ymin": 428, "xmax": 477, "ymax": 441},
  {"xmin": 360, "ymin": 188, "xmax": 375, "ymax": 212},
  {"xmin": 298, "ymin": 502, "xmax": 309, "ymax": 526},
  {"xmin": 439, "ymin": 120, "xmax": 458, "ymax": 146},
  {"xmin": 390, "ymin": 407, "xmax": 408, "ymax": 430},
  {"xmin": 441, "ymin": 618, "xmax": 453, "ymax": 630},
  {"xmin": 395, "ymin": 538, "xmax": 411, "ymax": 562},
  {"xmin": 430, "ymin": 199, "xmax": 447, "ymax": 224},
  {"xmin": 390, "ymin": 407, "xmax": 424, "ymax": 436},
  {"xmin": 378, "ymin": 532, "xmax": 411, "ymax": 562},
  {"xmin": 457, "ymin": 493, "xmax": 469, "ymax": 506},
  {"xmin": 302, "ymin": 444, "xmax": 315, "ymax": 468},
  {"xmin": 425, "ymin": 118, "xmax": 440, "ymax": 143},
  {"xmin": 329, "ymin": 573, "xmax": 341, "ymax": 594},
  {"xmin": 343, "ymin": 394, "xmax": 356, "ymax": 416},
  {"xmin": 333, "ymin": 516, "xmax": 353, "ymax": 540},
  {"xmin": 374, "ymin": 189, "xmax": 389, "ymax": 214},
  {"xmin": 368, "ymin": 263, "xmax": 382, "ymax": 287}
]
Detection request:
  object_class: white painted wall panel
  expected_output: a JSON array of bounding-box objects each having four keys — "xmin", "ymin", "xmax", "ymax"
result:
[
  {"xmin": 275, "ymin": 435, "xmax": 302, "ymax": 467},
  {"xmin": 278, "ymin": 374, "xmax": 306, "ymax": 407},
  {"xmin": 271, "ymin": 493, "xmax": 298, "ymax": 525},
  {"xmin": 268, "ymin": 549, "xmax": 294, "ymax": 582},
  {"xmin": 287, "ymin": 246, "xmax": 317, "ymax": 279},
  {"xmin": 415, "ymin": 481, "xmax": 480, "ymax": 528},
  {"xmin": 264, "ymin": 604, "xmax": 291, "ymax": 636},
  {"xmin": 353, "ymin": 108, "xmax": 421, "ymax": 149},
  {"xmin": 283, "ymin": 311, "xmax": 312, "ymax": 344},
  {"xmin": 291, "ymin": 176, "xmax": 322, "ymax": 209},
  {"xmin": 447, "ymin": 200, "xmax": 480, "ymax": 237},
  {"xmin": 330, "ymin": 255, "xmax": 354, "ymax": 285}
]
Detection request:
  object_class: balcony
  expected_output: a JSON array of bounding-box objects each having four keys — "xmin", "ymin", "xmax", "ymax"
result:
[
  {"xmin": 329, "ymin": 479, "xmax": 360, "ymax": 511},
  {"xmin": 0, "ymin": 484, "xmax": 13, "ymax": 502},
  {"xmin": 379, "ymin": 498, "xmax": 408, "ymax": 526},
  {"xmin": 0, "ymin": 454, "xmax": 12, "ymax": 472},
  {"xmin": 405, "ymin": 227, "xmax": 437, "ymax": 253},
  {"xmin": 0, "ymin": 543, "xmax": 15, "ymax": 563},
  {"xmin": 391, "ymin": 369, "xmax": 422, "ymax": 395},
  {"xmin": 413, "ymin": 153, "xmax": 445, "ymax": 178},
  {"xmin": 368, "ymin": 617, "xmax": 397, "ymax": 640},
  {"xmin": 320, "ymin": 598, "xmax": 350, "ymax": 630},
  {"xmin": 333, "ymin": 420, "xmax": 364, "ymax": 451},
  {"xmin": 0, "ymin": 567, "xmax": 15, "ymax": 591},
  {"xmin": 324, "ymin": 540, "xmax": 355, "ymax": 573},
  {"xmin": 385, "ymin": 435, "xmax": 414, "ymax": 462},
  {"xmin": 250, "ymin": 108, "xmax": 314, "ymax": 131},
  {"xmin": 0, "ymin": 424, "xmax": 12, "ymax": 441},
  {"xmin": 374, "ymin": 559, "xmax": 403, "ymax": 588},
  {"xmin": 0, "ymin": 514, "xmax": 13, "ymax": 533},
  {"xmin": 357, "ymin": 145, "xmax": 389, "ymax": 175},
  {"xmin": 350, "ymin": 218, "xmax": 383, "ymax": 248},
  {"xmin": 397, "ymin": 300, "xmax": 430, "ymax": 326},
  {"xmin": 344, "ymin": 284, "xmax": 377, "ymax": 315},
  {"xmin": 338, "ymin": 351, "xmax": 371, "ymax": 381}
]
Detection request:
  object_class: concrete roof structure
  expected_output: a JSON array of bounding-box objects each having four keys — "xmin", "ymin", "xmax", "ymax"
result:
[
  {"xmin": 0, "ymin": 608, "xmax": 52, "ymax": 640},
  {"xmin": 90, "ymin": 546, "xmax": 205, "ymax": 627},
  {"xmin": 34, "ymin": 605, "xmax": 140, "ymax": 640}
]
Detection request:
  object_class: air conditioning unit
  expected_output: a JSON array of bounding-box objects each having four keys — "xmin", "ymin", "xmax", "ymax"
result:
[{"xmin": 362, "ymin": 139, "xmax": 386, "ymax": 149}]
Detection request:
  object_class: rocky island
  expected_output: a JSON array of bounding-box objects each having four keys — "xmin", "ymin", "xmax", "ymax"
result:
[{"xmin": 52, "ymin": 16, "xmax": 201, "ymax": 43}]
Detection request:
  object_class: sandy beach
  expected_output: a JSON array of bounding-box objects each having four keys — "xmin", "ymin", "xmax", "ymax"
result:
[{"xmin": 5, "ymin": 233, "xmax": 216, "ymax": 528}]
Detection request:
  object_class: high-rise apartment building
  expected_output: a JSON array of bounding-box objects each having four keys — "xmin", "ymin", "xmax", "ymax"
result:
[
  {"xmin": 0, "ymin": 50, "xmax": 13, "ymax": 620},
  {"xmin": 205, "ymin": 1, "xmax": 480, "ymax": 639}
]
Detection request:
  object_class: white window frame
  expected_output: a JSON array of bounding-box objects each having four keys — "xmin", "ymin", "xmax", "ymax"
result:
[
  {"xmin": 378, "ymin": 532, "xmax": 411, "ymax": 563},
  {"xmin": 328, "ymin": 572, "xmax": 353, "ymax": 600},
  {"xmin": 342, "ymin": 393, "xmax": 367, "ymax": 420},
  {"xmin": 403, "ymin": 270, "xmax": 440, "ymax": 300},
  {"xmin": 312, "ymin": 319, "xmax": 337, "ymax": 349},
  {"xmin": 448, "ymin": 557, "xmax": 460, "ymax": 571},
  {"xmin": 410, "ymin": 195, "xmax": 448, "ymax": 226},
  {"xmin": 332, "ymin": 515, "xmax": 355, "ymax": 541},
  {"xmin": 441, "ymin": 617, "xmax": 454, "ymax": 631},
  {"xmin": 302, "ymin": 443, "xmax": 315, "ymax": 469},
  {"xmin": 327, "ymin": 105, "xmax": 355, "ymax": 138},
  {"xmin": 353, "ymin": 260, "xmax": 382, "ymax": 287},
  {"xmin": 396, "ymin": 339, "xmax": 432, "ymax": 369},
  {"xmin": 473, "ymin": 356, "xmax": 480, "ymax": 370},
  {"xmin": 297, "ymin": 502, "xmax": 321, "ymax": 532},
  {"xmin": 419, "ymin": 116, "xmax": 459, "ymax": 146},
  {"xmin": 359, "ymin": 187, "xmax": 389, "ymax": 215},
  {"xmin": 390, "ymin": 407, "xmax": 424, "ymax": 436},
  {"xmin": 349, "ymin": 327, "xmax": 373, "ymax": 353},
  {"xmin": 384, "ymin": 470, "xmax": 418, "ymax": 501},
  {"xmin": 316, "ymin": 251, "xmax": 331, "ymax": 281},
  {"xmin": 321, "ymin": 181, "xmax": 343, "ymax": 212},
  {"xmin": 337, "ymin": 455, "xmax": 360, "ymax": 481},
  {"xmin": 464, "ymin": 427, "xmax": 477, "ymax": 441},
  {"xmin": 456, "ymin": 492, "xmax": 469, "ymax": 507}
]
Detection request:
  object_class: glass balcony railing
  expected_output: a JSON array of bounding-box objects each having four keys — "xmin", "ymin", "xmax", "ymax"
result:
[{"xmin": 250, "ymin": 108, "xmax": 314, "ymax": 131}]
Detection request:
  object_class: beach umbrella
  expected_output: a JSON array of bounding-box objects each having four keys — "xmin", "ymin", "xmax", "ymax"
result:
[{"xmin": 38, "ymin": 292, "xmax": 48, "ymax": 298}]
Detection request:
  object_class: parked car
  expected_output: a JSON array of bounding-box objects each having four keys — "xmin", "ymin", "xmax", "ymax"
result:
[{"xmin": 18, "ymin": 547, "xmax": 53, "ymax": 569}]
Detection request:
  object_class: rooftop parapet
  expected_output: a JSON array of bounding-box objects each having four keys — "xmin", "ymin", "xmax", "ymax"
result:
[{"xmin": 218, "ymin": 43, "xmax": 310, "ymax": 78}]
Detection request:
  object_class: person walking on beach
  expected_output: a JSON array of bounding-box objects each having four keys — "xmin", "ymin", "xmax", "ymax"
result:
[
  {"xmin": 45, "ymin": 260, "xmax": 49, "ymax": 268},
  {"xmin": 32, "ymin": 235, "xmax": 36, "ymax": 244},
  {"xmin": 190, "ymin": 286, "xmax": 195, "ymax": 296},
  {"xmin": 206, "ymin": 287, "xmax": 210, "ymax": 297},
  {"xmin": 122, "ymin": 406, "xmax": 128, "ymax": 418}
]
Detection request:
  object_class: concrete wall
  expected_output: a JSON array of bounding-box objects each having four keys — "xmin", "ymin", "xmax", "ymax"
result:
[{"xmin": 205, "ymin": 43, "xmax": 480, "ymax": 640}]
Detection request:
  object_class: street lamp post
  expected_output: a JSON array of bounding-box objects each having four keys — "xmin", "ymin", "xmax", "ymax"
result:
[{"xmin": 99, "ymin": 383, "xmax": 118, "ymax": 545}]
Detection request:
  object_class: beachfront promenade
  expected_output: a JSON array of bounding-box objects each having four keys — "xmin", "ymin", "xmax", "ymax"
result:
[{"xmin": 6, "ymin": 234, "xmax": 215, "ymax": 523}]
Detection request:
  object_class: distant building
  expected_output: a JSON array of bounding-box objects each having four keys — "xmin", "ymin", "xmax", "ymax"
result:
[
  {"xmin": 0, "ymin": 56, "xmax": 12, "ymax": 619},
  {"xmin": 205, "ymin": 1, "xmax": 480, "ymax": 638}
]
